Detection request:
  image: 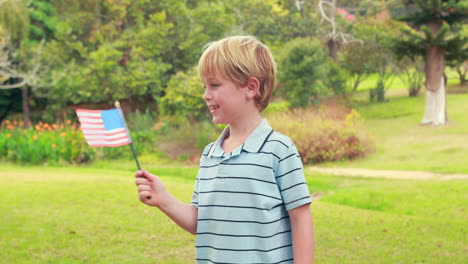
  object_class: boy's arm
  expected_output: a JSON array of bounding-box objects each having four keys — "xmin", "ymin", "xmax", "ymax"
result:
[
  {"xmin": 136, "ymin": 169, "xmax": 198, "ymax": 235},
  {"xmin": 289, "ymin": 203, "xmax": 315, "ymax": 264}
]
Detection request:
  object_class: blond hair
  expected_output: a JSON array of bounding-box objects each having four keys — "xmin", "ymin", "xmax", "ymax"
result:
[{"xmin": 198, "ymin": 36, "xmax": 277, "ymax": 112}]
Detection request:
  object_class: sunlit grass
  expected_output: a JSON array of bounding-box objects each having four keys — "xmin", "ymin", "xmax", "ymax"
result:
[
  {"xmin": 322, "ymin": 93, "xmax": 468, "ymax": 174},
  {"xmin": 0, "ymin": 165, "xmax": 195, "ymax": 264},
  {"xmin": 355, "ymin": 68, "xmax": 464, "ymax": 93},
  {"xmin": 1, "ymin": 165, "xmax": 466, "ymax": 264}
]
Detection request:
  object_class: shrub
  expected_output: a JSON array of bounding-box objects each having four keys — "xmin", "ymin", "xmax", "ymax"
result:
[
  {"xmin": 267, "ymin": 105, "xmax": 373, "ymax": 164},
  {"xmin": 277, "ymin": 38, "xmax": 329, "ymax": 107},
  {"xmin": 0, "ymin": 119, "xmax": 156, "ymax": 165},
  {"xmin": 277, "ymin": 38, "xmax": 349, "ymax": 107},
  {"xmin": 0, "ymin": 120, "xmax": 94, "ymax": 164},
  {"xmin": 156, "ymin": 120, "xmax": 223, "ymax": 162},
  {"xmin": 159, "ymin": 66, "xmax": 210, "ymax": 126},
  {"xmin": 325, "ymin": 60, "xmax": 350, "ymax": 96}
]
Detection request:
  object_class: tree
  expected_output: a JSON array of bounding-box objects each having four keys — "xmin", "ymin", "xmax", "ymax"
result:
[
  {"xmin": 316, "ymin": 0, "xmax": 361, "ymax": 61},
  {"xmin": 393, "ymin": 0, "xmax": 468, "ymax": 126},
  {"xmin": 341, "ymin": 41, "xmax": 377, "ymax": 92},
  {"xmin": 397, "ymin": 56, "xmax": 425, "ymax": 96},
  {"xmin": 160, "ymin": 66, "xmax": 210, "ymax": 125},
  {"xmin": 28, "ymin": 0, "xmax": 62, "ymax": 42},
  {"xmin": 278, "ymin": 37, "xmax": 347, "ymax": 107},
  {"xmin": 344, "ymin": 15, "xmax": 403, "ymax": 101},
  {"xmin": 0, "ymin": 39, "xmax": 59, "ymax": 126},
  {"xmin": 445, "ymin": 24, "xmax": 468, "ymax": 86},
  {"xmin": 0, "ymin": 0, "xmax": 29, "ymax": 46},
  {"xmin": 39, "ymin": 0, "xmax": 174, "ymax": 112},
  {"xmin": 0, "ymin": 0, "xmax": 31, "ymax": 127},
  {"xmin": 39, "ymin": 0, "xmax": 237, "ymax": 116}
]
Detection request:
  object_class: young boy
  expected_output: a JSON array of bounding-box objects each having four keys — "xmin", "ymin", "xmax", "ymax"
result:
[{"xmin": 135, "ymin": 36, "xmax": 314, "ymax": 263}]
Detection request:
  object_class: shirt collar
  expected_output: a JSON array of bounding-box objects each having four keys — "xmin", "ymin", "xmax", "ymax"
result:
[{"xmin": 208, "ymin": 119, "xmax": 273, "ymax": 158}]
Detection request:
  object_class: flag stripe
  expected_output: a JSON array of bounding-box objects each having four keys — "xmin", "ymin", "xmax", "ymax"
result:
[
  {"xmin": 76, "ymin": 112, "xmax": 102, "ymax": 117},
  {"xmin": 87, "ymin": 139, "xmax": 132, "ymax": 147},
  {"xmin": 84, "ymin": 132, "xmax": 126, "ymax": 137},
  {"xmin": 79, "ymin": 117, "xmax": 104, "ymax": 123},
  {"xmin": 83, "ymin": 128, "xmax": 127, "ymax": 136},
  {"xmin": 75, "ymin": 108, "xmax": 132, "ymax": 147},
  {"xmin": 80, "ymin": 124, "xmax": 105, "ymax": 129},
  {"xmin": 76, "ymin": 109, "xmax": 102, "ymax": 114},
  {"xmin": 84, "ymin": 134, "xmax": 129, "ymax": 140}
]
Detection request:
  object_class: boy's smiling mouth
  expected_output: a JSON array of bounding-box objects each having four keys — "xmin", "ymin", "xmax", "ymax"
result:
[{"xmin": 208, "ymin": 104, "xmax": 220, "ymax": 112}]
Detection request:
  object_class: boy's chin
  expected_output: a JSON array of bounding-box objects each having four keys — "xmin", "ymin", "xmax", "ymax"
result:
[{"xmin": 211, "ymin": 117, "xmax": 227, "ymax": 125}]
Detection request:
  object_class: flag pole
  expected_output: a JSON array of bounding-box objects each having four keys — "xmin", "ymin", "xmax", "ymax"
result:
[
  {"xmin": 129, "ymin": 142, "xmax": 141, "ymax": 170},
  {"xmin": 114, "ymin": 100, "xmax": 141, "ymax": 170}
]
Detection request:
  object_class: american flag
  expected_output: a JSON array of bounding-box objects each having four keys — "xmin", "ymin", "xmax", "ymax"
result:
[{"xmin": 75, "ymin": 108, "xmax": 132, "ymax": 147}]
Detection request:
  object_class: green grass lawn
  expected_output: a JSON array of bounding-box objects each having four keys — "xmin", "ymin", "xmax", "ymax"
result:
[
  {"xmin": 1, "ymin": 69, "xmax": 466, "ymax": 263},
  {"xmin": 355, "ymin": 68, "xmax": 464, "ymax": 93},
  {"xmin": 1, "ymin": 164, "xmax": 466, "ymax": 264},
  {"xmin": 321, "ymin": 92, "xmax": 468, "ymax": 174}
]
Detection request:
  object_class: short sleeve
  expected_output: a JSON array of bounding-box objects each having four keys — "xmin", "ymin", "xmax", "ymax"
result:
[
  {"xmin": 190, "ymin": 176, "xmax": 199, "ymax": 208},
  {"xmin": 191, "ymin": 143, "xmax": 214, "ymax": 208},
  {"xmin": 275, "ymin": 142, "xmax": 312, "ymax": 211}
]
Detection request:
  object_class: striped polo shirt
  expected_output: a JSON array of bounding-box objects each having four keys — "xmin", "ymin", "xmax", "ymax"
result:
[{"xmin": 191, "ymin": 119, "xmax": 312, "ymax": 264}]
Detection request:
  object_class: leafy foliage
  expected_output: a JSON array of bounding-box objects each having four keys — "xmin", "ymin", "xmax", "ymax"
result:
[
  {"xmin": 278, "ymin": 38, "xmax": 331, "ymax": 107},
  {"xmin": 0, "ymin": 0, "xmax": 29, "ymax": 45},
  {"xmin": 268, "ymin": 106, "xmax": 372, "ymax": 164},
  {"xmin": 0, "ymin": 0, "xmax": 466, "ymax": 126},
  {"xmin": 160, "ymin": 66, "xmax": 210, "ymax": 125},
  {"xmin": 393, "ymin": 0, "xmax": 468, "ymax": 68},
  {"xmin": 278, "ymin": 37, "xmax": 348, "ymax": 107},
  {"xmin": 397, "ymin": 57, "xmax": 425, "ymax": 96},
  {"xmin": 28, "ymin": 0, "xmax": 63, "ymax": 42},
  {"xmin": 0, "ymin": 119, "xmax": 156, "ymax": 165},
  {"xmin": 351, "ymin": 17, "xmax": 403, "ymax": 102}
]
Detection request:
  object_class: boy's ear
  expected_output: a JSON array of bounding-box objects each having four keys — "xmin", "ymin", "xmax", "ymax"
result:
[{"xmin": 245, "ymin": 77, "xmax": 260, "ymax": 99}]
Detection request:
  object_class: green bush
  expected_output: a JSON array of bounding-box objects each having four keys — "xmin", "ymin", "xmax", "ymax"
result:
[
  {"xmin": 278, "ymin": 38, "xmax": 329, "ymax": 107},
  {"xmin": 0, "ymin": 120, "xmax": 156, "ymax": 165},
  {"xmin": 277, "ymin": 38, "xmax": 348, "ymax": 107},
  {"xmin": 0, "ymin": 121, "xmax": 94, "ymax": 164},
  {"xmin": 157, "ymin": 120, "xmax": 223, "ymax": 161},
  {"xmin": 325, "ymin": 59, "xmax": 350, "ymax": 96},
  {"xmin": 159, "ymin": 66, "xmax": 210, "ymax": 126},
  {"xmin": 126, "ymin": 109, "xmax": 158, "ymax": 131},
  {"xmin": 267, "ymin": 107, "xmax": 373, "ymax": 164},
  {"xmin": 369, "ymin": 79, "xmax": 386, "ymax": 102}
]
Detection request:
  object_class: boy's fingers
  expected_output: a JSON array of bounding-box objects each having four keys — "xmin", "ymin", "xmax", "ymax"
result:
[
  {"xmin": 135, "ymin": 170, "xmax": 143, "ymax": 178},
  {"xmin": 135, "ymin": 177, "xmax": 149, "ymax": 185},
  {"xmin": 136, "ymin": 169, "xmax": 154, "ymax": 182},
  {"xmin": 139, "ymin": 192, "xmax": 152, "ymax": 200},
  {"xmin": 134, "ymin": 169, "xmax": 155, "ymax": 201},
  {"xmin": 138, "ymin": 185, "xmax": 151, "ymax": 192}
]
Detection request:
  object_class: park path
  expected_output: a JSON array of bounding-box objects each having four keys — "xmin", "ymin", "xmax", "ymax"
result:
[{"xmin": 307, "ymin": 167, "xmax": 468, "ymax": 180}]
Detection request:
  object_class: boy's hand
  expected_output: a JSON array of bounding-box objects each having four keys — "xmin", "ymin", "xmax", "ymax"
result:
[{"xmin": 135, "ymin": 169, "xmax": 167, "ymax": 208}]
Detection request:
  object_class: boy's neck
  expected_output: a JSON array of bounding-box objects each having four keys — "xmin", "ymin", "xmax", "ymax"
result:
[{"xmin": 222, "ymin": 114, "xmax": 263, "ymax": 154}]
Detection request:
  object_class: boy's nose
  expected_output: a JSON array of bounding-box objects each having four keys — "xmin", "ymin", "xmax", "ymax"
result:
[{"xmin": 203, "ymin": 90, "xmax": 212, "ymax": 101}]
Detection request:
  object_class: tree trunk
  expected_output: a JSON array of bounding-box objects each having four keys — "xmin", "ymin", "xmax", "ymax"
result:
[
  {"xmin": 21, "ymin": 86, "xmax": 30, "ymax": 129},
  {"xmin": 456, "ymin": 64, "xmax": 467, "ymax": 85},
  {"xmin": 421, "ymin": 20, "xmax": 447, "ymax": 126},
  {"xmin": 352, "ymin": 74, "xmax": 362, "ymax": 91},
  {"xmin": 421, "ymin": 76, "xmax": 447, "ymax": 125},
  {"xmin": 327, "ymin": 38, "xmax": 338, "ymax": 62}
]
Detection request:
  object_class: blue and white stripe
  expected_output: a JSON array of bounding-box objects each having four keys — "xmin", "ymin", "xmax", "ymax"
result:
[{"xmin": 191, "ymin": 119, "xmax": 311, "ymax": 264}]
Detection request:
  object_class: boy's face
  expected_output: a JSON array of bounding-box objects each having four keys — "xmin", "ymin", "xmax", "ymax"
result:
[{"xmin": 202, "ymin": 74, "xmax": 250, "ymax": 125}]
